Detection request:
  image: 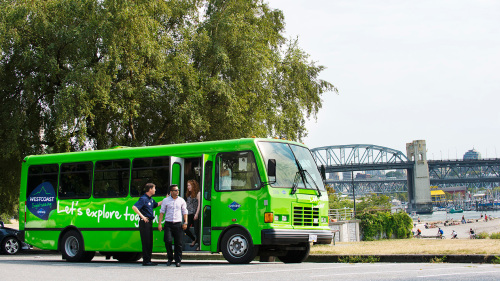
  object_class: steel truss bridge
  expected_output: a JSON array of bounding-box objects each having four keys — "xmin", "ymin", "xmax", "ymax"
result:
[{"xmin": 311, "ymin": 145, "xmax": 500, "ymax": 195}]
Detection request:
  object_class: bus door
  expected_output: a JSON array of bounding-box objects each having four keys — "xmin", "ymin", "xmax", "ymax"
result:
[
  {"xmin": 210, "ymin": 151, "xmax": 264, "ymax": 251},
  {"xmin": 200, "ymin": 154, "xmax": 214, "ymax": 252},
  {"xmin": 170, "ymin": 157, "xmax": 184, "ymax": 196}
]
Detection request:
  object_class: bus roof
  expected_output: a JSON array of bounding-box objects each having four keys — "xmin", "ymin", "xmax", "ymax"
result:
[{"xmin": 22, "ymin": 138, "xmax": 306, "ymax": 165}]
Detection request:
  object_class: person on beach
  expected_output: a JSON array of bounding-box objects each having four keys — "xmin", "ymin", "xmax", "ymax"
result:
[
  {"xmin": 469, "ymin": 228, "xmax": 475, "ymax": 239},
  {"xmin": 437, "ymin": 228, "xmax": 444, "ymax": 239},
  {"xmin": 451, "ymin": 230, "xmax": 458, "ymax": 239}
]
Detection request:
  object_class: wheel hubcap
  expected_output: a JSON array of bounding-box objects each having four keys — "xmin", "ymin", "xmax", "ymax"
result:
[
  {"xmin": 64, "ymin": 236, "xmax": 79, "ymax": 257},
  {"xmin": 227, "ymin": 234, "xmax": 248, "ymax": 258},
  {"xmin": 5, "ymin": 238, "xmax": 19, "ymax": 254}
]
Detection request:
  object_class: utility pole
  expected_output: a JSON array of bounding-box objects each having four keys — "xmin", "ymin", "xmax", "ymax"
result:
[{"xmin": 352, "ymin": 168, "xmax": 355, "ymax": 218}]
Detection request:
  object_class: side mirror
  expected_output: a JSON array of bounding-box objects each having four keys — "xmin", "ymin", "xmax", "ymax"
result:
[{"xmin": 268, "ymin": 159, "xmax": 276, "ymax": 184}]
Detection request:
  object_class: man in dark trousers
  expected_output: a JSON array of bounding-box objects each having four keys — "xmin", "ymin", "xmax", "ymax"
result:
[
  {"xmin": 132, "ymin": 183, "xmax": 162, "ymax": 266},
  {"xmin": 158, "ymin": 185, "xmax": 188, "ymax": 267}
]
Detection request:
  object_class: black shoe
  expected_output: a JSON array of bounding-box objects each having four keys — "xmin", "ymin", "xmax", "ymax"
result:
[
  {"xmin": 166, "ymin": 260, "xmax": 172, "ymax": 266},
  {"xmin": 143, "ymin": 262, "xmax": 157, "ymax": 266},
  {"xmin": 175, "ymin": 262, "xmax": 181, "ymax": 267}
]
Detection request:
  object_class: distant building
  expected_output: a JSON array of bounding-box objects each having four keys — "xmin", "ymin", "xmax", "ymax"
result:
[
  {"xmin": 328, "ymin": 172, "xmax": 339, "ymax": 180},
  {"xmin": 463, "ymin": 149, "xmax": 481, "ymax": 160},
  {"xmin": 342, "ymin": 171, "xmax": 352, "ymax": 181},
  {"xmin": 355, "ymin": 173, "xmax": 371, "ymax": 179}
]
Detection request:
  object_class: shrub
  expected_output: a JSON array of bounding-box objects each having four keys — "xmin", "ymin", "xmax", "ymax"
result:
[
  {"xmin": 476, "ymin": 232, "xmax": 489, "ymax": 239},
  {"xmin": 358, "ymin": 211, "xmax": 413, "ymax": 241},
  {"xmin": 490, "ymin": 232, "xmax": 500, "ymax": 239}
]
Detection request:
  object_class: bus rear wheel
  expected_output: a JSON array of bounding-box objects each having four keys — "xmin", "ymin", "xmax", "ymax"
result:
[
  {"xmin": 61, "ymin": 230, "xmax": 95, "ymax": 262},
  {"xmin": 277, "ymin": 243, "xmax": 310, "ymax": 263},
  {"xmin": 221, "ymin": 228, "xmax": 256, "ymax": 264}
]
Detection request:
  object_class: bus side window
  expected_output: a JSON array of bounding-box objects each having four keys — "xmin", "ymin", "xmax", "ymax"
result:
[
  {"xmin": 215, "ymin": 151, "xmax": 261, "ymax": 191},
  {"xmin": 131, "ymin": 157, "xmax": 170, "ymax": 197},
  {"xmin": 27, "ymin": 164, "xmax": 59, "ymax": 199},
  {"xmin": 93, "ymin": 159, "xmax": 130, "ymax": 198},
  {"xmin": 59, "ymin": 162, "xmax": 93, "ymax": 199}
]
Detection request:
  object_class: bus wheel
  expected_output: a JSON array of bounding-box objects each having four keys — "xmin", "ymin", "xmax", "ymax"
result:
[
  {"xmin": 61, "ymin": 230, "xmax": 94, "ymax": 262},
  {"xmin": 221, "ymin": 228, "xmax": 255, "ymax": 264},
  {"xmin": 277, "ymin": 243, "xmax": 310, "ymax": 263}
]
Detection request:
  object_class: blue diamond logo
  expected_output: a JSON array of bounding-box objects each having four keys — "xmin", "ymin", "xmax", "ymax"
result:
[{"xmin": 228, "ymin": 201, "xmax": 241, "ymax": 211}]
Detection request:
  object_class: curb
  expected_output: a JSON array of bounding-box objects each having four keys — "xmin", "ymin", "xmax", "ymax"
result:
[{"xmin": 17, "ymin": 250, "xmax": 498, "ymax": 264}]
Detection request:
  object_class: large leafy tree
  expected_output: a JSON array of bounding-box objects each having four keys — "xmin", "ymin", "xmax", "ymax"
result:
[{"xmin": 0, "ymin": 0, "xmax": 336, "ymax": 217}]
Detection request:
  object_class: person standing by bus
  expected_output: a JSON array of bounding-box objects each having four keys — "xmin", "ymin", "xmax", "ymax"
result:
[
  {"xmin": 132, "ymin": 183, "xmax": 162, "ymax": 266},
  {"xmin": 185, "ymin": 180, "xmax": 201, "ymax": 250},
  {"xmin": 158, "ymin": 185, "xmax": 188, "ymax": 267}
]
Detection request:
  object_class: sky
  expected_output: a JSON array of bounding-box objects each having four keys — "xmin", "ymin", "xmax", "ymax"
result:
[{"xmin": 266, "ymin": 0, "xmax": 500, "ymax": 160}]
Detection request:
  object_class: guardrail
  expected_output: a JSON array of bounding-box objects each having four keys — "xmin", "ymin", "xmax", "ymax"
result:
[{"xmin": 328, "ymin": 208, "xmax": 354, "ymax": 221}]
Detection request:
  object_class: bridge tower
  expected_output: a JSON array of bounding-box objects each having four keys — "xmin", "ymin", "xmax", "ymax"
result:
[{"xmin": 406, "ymin": 140, "xmax": 433, "ymax": 214}]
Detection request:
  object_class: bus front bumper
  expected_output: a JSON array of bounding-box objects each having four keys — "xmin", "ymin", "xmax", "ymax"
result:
[{"xmin": 261, "ymin": 229, "xmax": 333, "ymax": 245}]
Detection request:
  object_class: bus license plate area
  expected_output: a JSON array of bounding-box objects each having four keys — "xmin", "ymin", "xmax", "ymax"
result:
[{"xmin": 308, "ymin": 234, "xmax": 317, "ymax": 242}]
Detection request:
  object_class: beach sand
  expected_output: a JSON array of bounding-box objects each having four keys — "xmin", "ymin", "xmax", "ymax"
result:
[{"xmin": 413, "ymin": 216, "xmax": 500, "ymax": 239}]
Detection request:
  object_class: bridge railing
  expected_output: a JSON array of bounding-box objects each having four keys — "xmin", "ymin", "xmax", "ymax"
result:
[{"xmin": 329, "ymin": 208, "xmax": 355, "ymax": 221}]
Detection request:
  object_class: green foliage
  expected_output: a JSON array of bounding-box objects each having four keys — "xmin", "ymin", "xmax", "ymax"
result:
[
  {"xmin": 476, "ymin": 232, "xmax": 490, "ymax": 239},
  {"xmin": 430, "ymin": 256, "xmax": 447, "ymax": 263},
  {"xmin": 338, "ymin": 256, "xmax": 380, "ymax": 263},
  {"xmin": 358, "ymin": 211, "xmax": 413, "ymax": 241},
  {"xmin": 492, "ymin": 256, "xmax": 500, "ymax": 264},
  {"xmin": 356, "ymin": 194, "xmax": 392, "ymax": 212},
  {"xmin": 490, "ymin": 232, "xmax": 500, "ymax": 239},
  {"xmin": 328, "ymin": 192, "xmax": 353, "ymax": 210},
  {"xmin": 0, "ymin": 0, "xmax": 336, "ymax": 214}
]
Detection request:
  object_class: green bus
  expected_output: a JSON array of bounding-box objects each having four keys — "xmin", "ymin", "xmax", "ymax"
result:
[{"xmin": 19, "ymin": 138, "xmax": 332, "ymax": 264}]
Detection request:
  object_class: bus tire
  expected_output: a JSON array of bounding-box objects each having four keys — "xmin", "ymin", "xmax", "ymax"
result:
[
  {"xmin": 277, "ymin": 243, "xmax": 310, "ymax": 263},
  {"xmin": 61, "ymin": 230, "xmax": 94, "ymax": 262},
  {"xmin": 221, "ymin": 228, "xmax": 256, "ymax": 264}
]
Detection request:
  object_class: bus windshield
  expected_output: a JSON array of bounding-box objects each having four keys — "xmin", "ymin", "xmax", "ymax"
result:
[{"xmin": 258, "ymin": 142, "xmax": 325, "ymax": 191}]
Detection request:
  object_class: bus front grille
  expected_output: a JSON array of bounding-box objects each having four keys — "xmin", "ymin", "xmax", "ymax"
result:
[{"xmin": 293, "ymin": 206, "xmax": 320, "ymax": 226}]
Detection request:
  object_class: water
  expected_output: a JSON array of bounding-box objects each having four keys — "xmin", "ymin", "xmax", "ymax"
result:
[{"xmin": 414, "ymin": 210, "xmax": 500, "ymax": 222}]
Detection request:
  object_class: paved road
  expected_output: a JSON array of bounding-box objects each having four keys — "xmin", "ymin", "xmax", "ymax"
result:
[{"xmin": 1, "ymin": 252, "xmax": 500, "ymax": 280}]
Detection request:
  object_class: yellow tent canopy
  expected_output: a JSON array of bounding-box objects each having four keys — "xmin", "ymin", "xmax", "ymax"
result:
[{"xmin": 431, "ymin": 190, "xmax": 446, "ymax": 196}]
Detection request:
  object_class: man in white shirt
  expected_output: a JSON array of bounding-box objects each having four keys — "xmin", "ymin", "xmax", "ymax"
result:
[{"xmin": 158, "ymin": 185, "xmax": 188, "ymax": 267}]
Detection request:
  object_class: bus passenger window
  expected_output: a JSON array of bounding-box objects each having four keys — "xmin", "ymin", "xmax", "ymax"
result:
[
  {"xmin": 131, "ymin": 157, "xmax": 170, "ymax": 196},
  {"xmin": 59, "ymin": 162, "xmax": 93, "ymax": 199},
  {"xmin": 93, "ymin": 159, "xmax": 130, "ymax": 198},
  {"xmin": 27, "ymin": 164, "xmax": 59, "ymax": 199},
  {"xmin": 215, "ymin": 151, "xmax": 261, "ymax": 191}
]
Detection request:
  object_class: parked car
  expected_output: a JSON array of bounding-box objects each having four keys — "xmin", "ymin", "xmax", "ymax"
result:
[{"xmin": 0, "ymin": 221, "xmax": 31, "ymax": 255}]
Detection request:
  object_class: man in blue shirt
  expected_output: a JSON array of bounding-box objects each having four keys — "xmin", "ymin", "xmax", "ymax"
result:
[{"xmin": 132, "ymin": 183, "xmax": 162, "ymax": 266}]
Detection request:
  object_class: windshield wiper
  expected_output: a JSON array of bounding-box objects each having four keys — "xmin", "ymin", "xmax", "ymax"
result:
[
  {"xmin": 303, "ymin": 170, "xmax": 322, "ymax": 197},
  {"xmin": 291, "ymin": 160, "xmax": 307, "ymax": 195},
  {"xmin": 292, "ymin": 160, "xmax": 322, "ymax": 197},
  {"xmin": 291, "ymin": 172, "xmax": 300, "ymax": 195}
]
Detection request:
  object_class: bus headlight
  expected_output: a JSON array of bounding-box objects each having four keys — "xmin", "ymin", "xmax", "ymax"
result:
[{"xmin": 265, "ymin": 212, "xmax": 274, "ymax": 223}]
